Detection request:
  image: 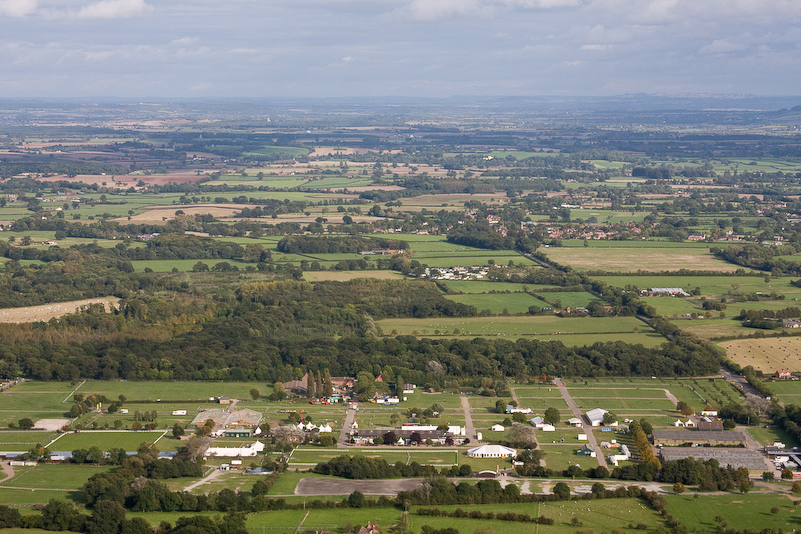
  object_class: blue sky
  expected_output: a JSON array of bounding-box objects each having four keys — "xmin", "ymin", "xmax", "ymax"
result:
[{"xmin": 1, "ymin": 0, "xmax": 800, "ymax": 98}]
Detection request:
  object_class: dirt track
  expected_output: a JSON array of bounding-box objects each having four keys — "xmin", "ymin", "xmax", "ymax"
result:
[{"xmin": 295, "ymin": 477, "xmax": 422, "ymax": 495}]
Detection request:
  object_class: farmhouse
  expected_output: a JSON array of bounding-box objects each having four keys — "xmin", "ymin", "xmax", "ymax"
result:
[
  {"xmin": 643, "ymin": 287, "xmax": 691, "ymax": 297},
  {"xmin": 653, "ymin": 430, "xmax": 747, "ymax": 447},
  {"xmin": 567, "ymin": 417, "xmax": 583, "ymax": 427},
  {"xmin": 777, "ymin": 369, "xmax": 793, "ymax": 379},
  {"xmin": 467, "ymin": 444, "xmax": 517, "ymax": 459}
]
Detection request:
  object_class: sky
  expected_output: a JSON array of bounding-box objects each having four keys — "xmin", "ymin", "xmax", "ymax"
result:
[{"xmin": 0, "ymin": 0, "xmax": 800, "ymax": 98}]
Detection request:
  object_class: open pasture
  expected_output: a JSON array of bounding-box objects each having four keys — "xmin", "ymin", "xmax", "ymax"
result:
[
  {"xmin": 0, "ymin": 464, "xmax": 113, "ymax": 491},
  {"xmin": 287, "ymin": 447, "xmax": 460, "ymax": 467},
  {"xmin": 543, "ymin": 246, "xmax": 741, "ymax": 272},
  {"xmin": 302, "ymin": 270, "xmax": 406, "ymax": 282},
  {"xmin": 669, "ymin": 317, "xmax": 752, "ymax": 340},
  {"xmin": 409, "ymin": 499, "xmax": 665, "ymax": 533},
  {"xmin": 48, "ymin": 430, "xmax": 167, "ymax": 452},
  {"xmin": 0, "ymin": 431, "xmax": 58, "ymax": 451},
  {"xmin": 445, "ymin": 292, "xmax": 547, "ymax": 314},
  {"xmin": 440, "ymin": 281, "xmax": 556, "ymax": 293},
  {"xmin": 377, "ymin": 315, "xmax": 665, "ymax": 346},
  {"xmin": 720, "ymin": 336, "xmax": 801, "ymax": 373},
  {"xmin": 665, "ymin": 494, "xmax": 801, "ymax": 532},
  {"xmin": 75, "ymin": 380, "xmax": 266, "ymax": 402},
  {"xmin": 766, "ymin": 379, "xmax": 801, "ymax": 405}
]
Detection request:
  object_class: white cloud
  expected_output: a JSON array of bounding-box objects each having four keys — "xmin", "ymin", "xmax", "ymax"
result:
[
  {"xmin": 580, "ymin": 43, "xmax": 612, "ymax": 50},
  {"xmin": 342, "ymin": 56, "xmax": 355, "ymax": 62},
  {"xmin": 394, "ymin": 0, "xmax": 579, "ymax": 22},
  {"xmin": 74, "ymin": 0, "xmax": 152, "ymax": 19},
  {"xmin": 0, "ymin": 0, "xmax": 37, "ymax": 17},
  {"xmin": 401, "ymin": 0, "xmax": 481, "ymax": 22},
  {"xmin": 503, "ymin": 0, "xmax": 581, "ymax": 7},
  {"xmin": 698, "ymin": 39, "xmax": 747, "ymax": 55}
]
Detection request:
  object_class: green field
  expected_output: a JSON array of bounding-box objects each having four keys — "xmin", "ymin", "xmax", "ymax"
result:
[
  {"xmin": 377, "ymin": 315, "xmax": 665, "ymax": 346},
  {"xmin": 664, "ymin": 494, "xmax": 800, "ymax": 531},
  {"xmin": 445, "ymin": 292, "xmax": 548, "ymax": 314},
  {"xmin": 287, "ymin": 447, "xmax": 460, "ymax": 466},
  {"xmin": 48, "ymin": 430, "xmax": 168, "ymax": 452},
  {"xmin": 0, "ymin": 463, "xmax": 114, "ymax": 490},
  {"xmin": 409, "ymin": 498, "xmax": 665, "ymax": 533}
]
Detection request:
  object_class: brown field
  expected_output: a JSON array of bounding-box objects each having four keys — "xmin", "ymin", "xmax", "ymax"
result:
[
  {"xmin": 720, "ymin": 337, "xmax": 801, "ymax": 373},
  {"xmin": 302, "ymin": 271, "xmax": 407, "ymax": 282},
  {"xmin": 0, "ymin": 297, "xmax": 118, "ymax": 323},
  {"xmin": 542, "ymin": 247, "xmax": 740, "ymax": 272},
  {"xmin": 36, "ymin": 171, "xmax": 207, "ymax": 187},
  {"xmin": 122, "ymin": 204, "xmax": 248, "ymax": 223},
  {"xmin": 673, "ymin": 320, "xmax": 748, "ymax": 340}
]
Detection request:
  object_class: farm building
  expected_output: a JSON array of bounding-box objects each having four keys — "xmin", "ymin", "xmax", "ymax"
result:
[
  {"xmin": 205, "ymin": 441, "xmax": 265, "ymax": 458},
  {"xmin": 218, "ymin": 396, "xmax": 231, "ymax": 405},
  {"xmin": 585, "ymin": 408, "xmax": 609, "ymax": 426},
  {"xmin": 490, "ymin": 424, "xmax": 505, "ymax": 432},
  {"xmin": 506, "ymin": 405, "xmax": 533, "ymax": 414},
  {"xmin": 191, "ymin": 408, "xmax": 262, "ymax": 429},
  {"xmin": 467, "ymin": 444, "xmax": 517, "ymax": 459},
  {"xmin": 642, "ymin": 288, "xmax": 690, "ymax": 297},
  {"xmin": 653, "ymin": 430, "xmax": 747, "ymax": 447},
  {"xmin": 284, "ymin": 373, "xmax": 308, "ymax": 395},
  {"xmin": 777, "ymin": 369, "xmax": 793, "ymax": 379},
  {"xmin": 224, "ymin": 428, "xmax": 252, "ymax": 438},
  {"xmin": 697, "ymin": 420, "xmax": 724, "ymax": 431},
  {"xmin": 577, "ymin": 444, "xmax": 596, "ymax": 457},
  {"xmin": 172, "ymin": 410, "xmax": 187, "ymax": 416},
  {"xmin": 567, "ymin": 417, "xmax": 583, "ymax": 427},
  {"xmin": 659, "ymin": 448, "xmax": 767, "ymax": 470}
]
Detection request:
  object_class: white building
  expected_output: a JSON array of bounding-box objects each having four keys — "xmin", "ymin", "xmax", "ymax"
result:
[
  {"xmin": 586, "ymin": 408, "xmax": 609, "ymax": 427},
  {"xmin": 467, "ymin": 444, "xmax": 517, "ymax": 458},
  {"xmin": 205, "ymin": 441, "xmax": 265, "ymax": 458}
]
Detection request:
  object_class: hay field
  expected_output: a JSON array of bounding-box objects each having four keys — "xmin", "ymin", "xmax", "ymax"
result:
[
  {"xmin": 0, "ymin": 297, "xmax": 118, "ymax": 323},
  {"xmin": 720, "ymin": 337, "xmax": 801, "ymax": 373},
  {"xmin": 542, "ymin": 246, "xmax": 740, "ymax": 272},
  {"xmin": 302, "ymin": 271, "xmax": 406, "ymax": 282}
]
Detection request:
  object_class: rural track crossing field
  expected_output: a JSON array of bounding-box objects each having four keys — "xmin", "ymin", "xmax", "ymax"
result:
[{"xmin": 555, "ymin": 378, "xmax": 607, "ymax": 468}]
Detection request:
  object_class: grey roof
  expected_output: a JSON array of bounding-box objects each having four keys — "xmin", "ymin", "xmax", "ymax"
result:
[
  {"xmin": 659, "ymin": 448, "xmax": 767, "ymax": 470},
  {"xmin": 653, "ymin": 430, "xmax": 746, "ymax": 443}
]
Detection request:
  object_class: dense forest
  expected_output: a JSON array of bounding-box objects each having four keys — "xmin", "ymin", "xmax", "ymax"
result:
[{"xmin": 0, "ymin": 276, "xmax": 721, "ymax": 383}]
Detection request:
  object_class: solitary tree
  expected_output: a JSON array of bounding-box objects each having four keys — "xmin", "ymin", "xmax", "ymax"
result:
[
  {"xmin": 544, "ymin": 407, "xmax": 560, "ymax": 425},
  {"xmin": 18, "ymin": 418, "xmax": 34, "ymax": 430}
]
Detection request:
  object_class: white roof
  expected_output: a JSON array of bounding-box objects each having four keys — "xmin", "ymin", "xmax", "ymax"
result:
[
  {"xmin": 490, "ymin": 424, "xmax": 505, "ymax": 431},
  {"xmin": 467, "ymin": 444, "xmax": 517, "ymax": 457},
  {"xmin": 586, "ymin": 408, "xmax": 608, "ymax": 421}
]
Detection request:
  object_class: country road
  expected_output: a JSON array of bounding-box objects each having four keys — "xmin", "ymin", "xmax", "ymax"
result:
[{"xmin": 555, "ymin": 377, "xmax": 608, "ymax": 469}]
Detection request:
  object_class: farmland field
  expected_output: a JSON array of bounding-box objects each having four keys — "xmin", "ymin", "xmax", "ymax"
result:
[
  {"xmin": 287, "ymin": 447, "xmax": 460, "ymax": 466},
  {"xmin": 0, "ymin": 463, "xmax": 114, "ymax": 490},
  {"xmin": 377, "ymin": 315, "xmax": 665, "ymax": 346},
  {"xmin": 408, "ymin": 499, "xmax": 666, "ymax": 533},
  {"xmin": 444, "ymin": 292, "xmax": 548, "ymax": 314},
  {"xmin": 543, "ymin": 246, "xmax": 741, "ymax": 272},
  {"xmin": 664, "ymin": 494, "xmax": 800, "ymax": 531},
  {"xmin": 719, "ymin": 337, "xmax": 801, "ymax": 373},
  {"xmin": 46, "ymin": 430, "xmax": 168, "ymax": 451}
]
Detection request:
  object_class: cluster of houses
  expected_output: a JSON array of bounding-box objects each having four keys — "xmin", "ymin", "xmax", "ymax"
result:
[
  {"xmin": 421, "ymin": 265, "xmax": 492, "ymax": 281},
  {"xmin": 349, "ymin": 423, "xmax": 466, "ymax": 446}
]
